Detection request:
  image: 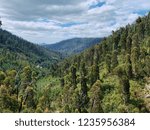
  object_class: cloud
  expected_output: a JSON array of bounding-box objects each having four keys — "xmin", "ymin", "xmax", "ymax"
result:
[{"xmin": 0, "ymin": 0, "xmax": 150, "ymax": 44}]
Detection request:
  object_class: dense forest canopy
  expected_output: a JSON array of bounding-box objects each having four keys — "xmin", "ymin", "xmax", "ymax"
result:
[
  {"xmin": 0, "ymin": 29, "xmax": 61, "ymax": 70},
  {"xmin": 0, "ymin": 12, "xmax": 150, "ymax": 113}
]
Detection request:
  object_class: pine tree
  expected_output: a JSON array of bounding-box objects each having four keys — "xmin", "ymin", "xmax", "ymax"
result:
[
  {"xmin": 24, "ymin": 86, "xmax": 35, "ymax": 109},
  {"xmin": 126, "ymin": 35, "xmax": 132, "ymax": 54},
  {"xmin": 125, "ymin": 54, "xmax": 132, "ymax": 78},
  {"xmin": 89, "ymin": 80, "xmax": 103, "ymax": 113},
  {"xmin": 131, "ymin": 47, "xmax": 139, "ymax": 77},
  {"xmin": 0, "ymin": 71, "xmax": 5, "ymax": 85},
  {"xmin": 112, "ymin": 50, "xmax": 118, "ymax": 68},
  {"xmin": 115, "ymin": 66, "xmax": 130, "ymax": 104},
  {"xmin": 90, "ymin": 64, "xmax": 99, "ymax": 86},
  {"xmin": 80, "ymin": 62, "xmax": 87, "ymax": 77},
  {"xmin": 131, "ymin": 34, "xmax": 140, "ymax": 77},
  {"xmin": 79, "ymin": 75, "xmax": 89, "ymax": 112},
  {"xmin": 71, "ymin": 65, "xmax": 77, "ymax": 88},
  {"xmin": 119, "ymin": 30, "xmax": 127, "ymax": 51},
  {"xmin": 105, "ymin": 54, "xmax": 111, "ymax": 72}
]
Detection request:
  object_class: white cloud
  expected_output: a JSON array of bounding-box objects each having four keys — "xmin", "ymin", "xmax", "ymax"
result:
[{"xmin": 0, "ymin": 0, "xmax": 150, "ymax": 44}]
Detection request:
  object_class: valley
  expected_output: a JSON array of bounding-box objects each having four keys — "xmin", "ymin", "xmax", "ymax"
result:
[{"xmin": 0, "ymin": 13, "xmax": 150, "ymax": 113}]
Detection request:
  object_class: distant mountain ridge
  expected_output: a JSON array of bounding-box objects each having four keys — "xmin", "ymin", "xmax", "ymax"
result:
[{"xmin": 43, "ymin": 38, "xmax": 103, "ymax": 57}]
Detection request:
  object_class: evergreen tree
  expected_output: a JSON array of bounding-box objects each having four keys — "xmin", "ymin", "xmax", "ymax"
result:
[
  {"xmin": 79, "ymin": 75, "xmax": 89, "ymax": 112},
  {"xmin": 89, "ymin": 80, "xmax": 103, "ymax": 113},
  {"xmin": 126, "ymin": 35, "xmax": 132, "ymax": 54},
  {"xmin": 0, "ymin": 71, "xmax": 5, "ymax": 85},
  {"xmin": 89, "ymin": 64, "xmax": 99, "ymax": 86},
  {"xmin": 105, "ymin": 54, "xmax": 111, "ymax": 72},
  {"xmin": 119, "ymin": 30, "xmax": 127, "ymax": 51},
  {"xmin": 80, "ymin": 62, "xmax": 87, "ymax": 77},
  {"xmin": 125, "ymin": 54, "xmax": 132, "ymax": 78},
  {"xmin": 115, "ymin": 66, "xmax": 130, "ymax": 104},
  {"xmin": 131, "ymin": 47, "xmax": 139, "ymax": 77},
  {"xmin": 24, "ymin": 86, "xmax": 35, "ymax": 109},
  {"xmin": 112, "ymin": 50, "xmax": 118, "ymax": 68}
]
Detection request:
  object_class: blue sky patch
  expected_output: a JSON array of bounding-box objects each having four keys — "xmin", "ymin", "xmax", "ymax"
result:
[
  {"xmin": 133, "ymin": 10, "xmax": 150, "ymax": 15},
  {"xmin": 59, "ymin": 22, "xmax": 87, "ymax": 28},
  {"xmin": 89, "ymin": 1, "xmax": 106, "ymax": 9}
]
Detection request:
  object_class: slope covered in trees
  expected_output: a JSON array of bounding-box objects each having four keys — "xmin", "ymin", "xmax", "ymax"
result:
[
  {"xmin": 54, "ymin": 12, "xmax": 150, "ymax": 112},
  {"xmin": 0, "ymin": 29, "xmax": 61, "ymax": 70},
  {"xmin": 0, "ymin": 13, "xmax": 150, "ymax": 113},
  {"xmin": 43, "ymin": 38, "xmax": 102, "ymax": 57},
  {"xmin": 0, "ymin": 29, "xmax": 61, "ymax": 112}
]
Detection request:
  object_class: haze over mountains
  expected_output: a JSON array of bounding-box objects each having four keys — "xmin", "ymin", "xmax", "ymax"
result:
[{"xmin": 43, "ymin": 38, "xmax": 103, "ymax": 57}]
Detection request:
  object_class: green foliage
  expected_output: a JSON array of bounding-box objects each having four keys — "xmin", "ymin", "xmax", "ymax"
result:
[
  {"xmin": 0, "ymin": 85, "xmax": 19, "ymax": 112},
  {"xmin": 89, "ymin": 80, "xmax": 103, "ymax": 113},
  {"xmin": 56, "ymin": 13, "xmax": 150, "ymax": 113},
  {"xmin": 0, "ymin": 29, "xmax": 61, "ymax": 71},
  {"xmin": 0, "ymin": 12, "xmax": 150, "ymax": 113}
]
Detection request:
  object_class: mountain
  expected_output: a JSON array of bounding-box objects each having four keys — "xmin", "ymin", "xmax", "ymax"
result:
[
  {"xmin": 43, "ymin": 38, "xmax": 103, "ymax": 57},
  {"xmin": 0, "ymin": 13, "xmax": 150, "ymax": 113},
  {"xmin": 0, "ymin": 29, "xmax": 61, "ymax": 70}
]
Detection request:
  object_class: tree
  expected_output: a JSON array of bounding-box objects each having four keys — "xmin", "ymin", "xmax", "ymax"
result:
[
  {"xmin": 0, "ymin": 71, "xmax": 5, "ymax": 85},
  {"xmin": 125, "ymin": 54, "xmax": 132, "ymax": 78},
  {"xmin": 36, "ymin": 85, "xmax": 53, "ymax": 112},
  {"xmin": 121, "ymin": 76, "xmax": 130, "ymax": 104},
  {"xmin": 136, "ymin": 19, "xmax": 144, "ymax": 40},
  {"xmin": 136, "ymin": 17, "xmax": 142, "ymax": 24},
  {"xmin": 89, "ymin": 50, "xmax": 100, "ymax": 87},
  {"xmin": 80, "ymin": 62, "xmax": 87, "ymax": 77},
  {"xmin": 126, "ymin": 35, "xmax": 132, "ymax": 54},
  {"xmin": 115, "ymin": 66, "xmax": 130, "ymax": 104},
  {"xmin": 119, "ymin": 30, "xmax": 127, "ymax": 51},
  {"xmin": 0, "ymin": 85, "xmax": 19, "ymax": 112},
  {"xmin": 105, "ymin": 54, "xmax": 111, "ymax": 72},
  {"xmin": 89, "ymin": 63, "xmax": 100, "ymax": 86},
  {"xmin": 112, "ymin": 50, "xmax": 118, "ymax": 68},
  {"xmin": 132, "ymin": 34, "xmax": 140, "ymax": 52},
  {"xmin": 4, "ymin": 70, "xmax": 17, "ymax": 87},
  {"xmin": 89, "ymin": 80, "xmax": 103, "ymax": 113},
  {"xmin": 131, "ymin": 47, "xmax": 139, "ymax": 77},
  {"xmin": 79, "ymin": 75, "xmax": 89, "ymax": 112},
  {"xmin": 143, "ymin": 56, "xmax": 150, "ymax": 77},
  {"xmin": 112, "ymin": 31, "xmax": 120, "ymax": 50},
  {"xmin": 71, "ymin": 65, "xmax": 77, "ymax": 88},
  {"xmin": 60, "ymin": 77, "xmax": 65, "ymax": 88},
  {"xmin": 21, "ymin": 66, "xmax": 32, "ymax": 86},
  {"xmin": 61, "ymin": 85, "xmax": 71, "ymax": 112}
]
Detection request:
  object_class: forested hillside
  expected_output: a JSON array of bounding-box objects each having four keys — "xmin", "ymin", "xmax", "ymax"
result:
[
  {"xmin": 0, "ymin": 29, "xmax": 61, "ymax": 70},
  {"xmin": 54, "ymin": 12, "xmax": 150, "ymax": 112},
  {"xmin": 0, "ymin": 29, "xmax": 61, "ymax": 112},
  {"xmin": 43, "ymin": 38, "xmax": 102, "ymax": 57},
  {"xmin": 0, "ymin": 13, "xmax": 150, "ymax": 113}
]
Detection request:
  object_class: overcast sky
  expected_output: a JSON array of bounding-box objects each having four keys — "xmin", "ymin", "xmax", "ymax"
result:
[{"xmin": 0, "ymin": 0, "xmax": 150, "ymax": 44}]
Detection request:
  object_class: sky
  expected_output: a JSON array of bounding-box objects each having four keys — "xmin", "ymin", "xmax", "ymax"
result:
[{"xmin": 0, "ymin": 0, "xmax": 150, "ymax": 44}]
